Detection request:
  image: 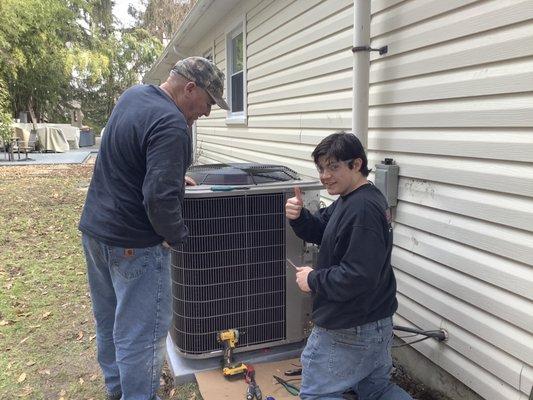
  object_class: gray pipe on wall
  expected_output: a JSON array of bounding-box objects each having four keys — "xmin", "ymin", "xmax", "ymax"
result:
[{"xmin": 352, "ymin": 0, "xmax": 371, "ymax": 149}]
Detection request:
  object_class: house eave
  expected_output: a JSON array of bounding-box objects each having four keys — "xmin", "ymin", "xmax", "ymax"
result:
[{"xmin": 143, "ymin": 0, "xmax": 240, "ymax": 84}]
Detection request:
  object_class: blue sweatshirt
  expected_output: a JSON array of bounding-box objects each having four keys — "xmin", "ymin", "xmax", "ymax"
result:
[
  {"xmin": 79, "ymin": 84, "xmax": 191, "ymax": 248},
  {"xmin": 290, "ymin": 183, "xmax": 398, "ymax": 329}
]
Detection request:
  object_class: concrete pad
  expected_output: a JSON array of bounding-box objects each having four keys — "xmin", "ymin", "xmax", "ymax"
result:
[
  {"xmin": 165, "ymin": 334, "xmax": 305, "ymax": 385},
  {"xmin": 0, "ymin": 149, "xmax": 93, "ymax": 166}
]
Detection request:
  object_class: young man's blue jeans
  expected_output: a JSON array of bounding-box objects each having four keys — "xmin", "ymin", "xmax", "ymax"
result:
[
  {"xmin": 300, "ymin": 317, "xmax": 412, "ymax": 400},
  {"xmin": 82, "ymin": 234, "xmax": 172, "ymax": 400}
]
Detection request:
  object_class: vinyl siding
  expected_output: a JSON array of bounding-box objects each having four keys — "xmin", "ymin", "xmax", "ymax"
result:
[
  {"xmin": 372, "ymin": 2, "xmax": 533, "ymax": 399},
  {"xmin": 184, "ymin": 1, "xmax": 533, "ymax": 399}
]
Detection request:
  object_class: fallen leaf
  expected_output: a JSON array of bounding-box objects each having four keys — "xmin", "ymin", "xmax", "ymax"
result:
[
  {"xmin": 79, "ymin": 377, "xmax": 84, "ymax": 385},
  {"xmin": 76, "ymin": 331, "xmax": 84, "ymax": 341},
  {"xmin": 60, "ymin": 389, "xmax": 66, "ymax": 395},
  {"xmin": 89, "ymin": 335, "xmax": 96, "ymax": 341},
  {"xmin": 42, "ymin": 311, "xmax": 52, "ymax": 319},
  {"xmin": 17, "ymin": 372, "xmax": 26, "ymax": 383},
  {"xmin": 25, "ymin": 361, "xmax": 35, "ymax": 367},
  {"xmin": 38, "ymin": 369, "xmax": 51, "ymax": 375},
  {"xmin": 19, "ymin": 336, "xmax": 30, "ymax": 344},
  {"xmin": 170, "ymin": 388, "xmax": 176, "ymax": 396},
  {"xmin": 16, "ymin": 386, "xmax": 33, "ymax": 397},
  {"xmin": 0, "ymin": 319, "xmax": 11, "ymax": 326},
  {"xmin": 89, "ymin": 374, "xmax": 97, "ymax": 381}
]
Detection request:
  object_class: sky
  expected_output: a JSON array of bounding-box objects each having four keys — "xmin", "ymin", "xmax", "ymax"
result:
[{"xmin": 113, "ymin": 0, "xmax": 144, "ymax": 28}]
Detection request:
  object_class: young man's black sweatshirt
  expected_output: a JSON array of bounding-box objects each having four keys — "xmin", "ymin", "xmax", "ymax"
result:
[{"xmin": 290, "ymin": 183, "xmax": 398, "ymax": 329}]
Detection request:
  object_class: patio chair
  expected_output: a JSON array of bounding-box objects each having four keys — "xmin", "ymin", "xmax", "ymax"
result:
[{"xmin": 11, "ymin": 128, "xmax": 38, "ymax": 160}]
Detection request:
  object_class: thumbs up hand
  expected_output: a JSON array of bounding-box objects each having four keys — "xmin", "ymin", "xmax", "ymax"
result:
[{"xmin": 286, "ymin": 187, "xmax": 304, "ymax": 220}]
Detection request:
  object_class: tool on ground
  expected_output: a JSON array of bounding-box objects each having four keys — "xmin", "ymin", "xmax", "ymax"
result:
[
  {"xmin": 245, "ymin": 364, "xmax": 262, "ymax": 400},
  {"xmin": 217, "ymin": 329, "xmax": 248, "ymax": 380},
  {"xmin": 284, "ymin": 367, "xmax": 302, "ymax": 376},
  {"xmin": 273, "ymin": 375, "xmax": 300, "ymax": 396}
]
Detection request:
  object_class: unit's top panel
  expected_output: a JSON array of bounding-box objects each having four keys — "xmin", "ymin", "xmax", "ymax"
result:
[
  {"xmin": 187, "ymin": 163, "xmax": 302, "ymax": 185},
  {"xmin": 185, "ymin": 163, "xmax": 322, "ymax": 197}
]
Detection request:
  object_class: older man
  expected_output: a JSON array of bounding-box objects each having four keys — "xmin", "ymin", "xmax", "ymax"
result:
[{"xmin": 79, "ymin": 57, "xmax": 228, "ymax": 400}]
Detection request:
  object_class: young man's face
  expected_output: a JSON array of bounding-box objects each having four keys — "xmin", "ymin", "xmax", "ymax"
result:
[{"xmin": 316, "ymin": 156, "xmax": 361, "ymax": 196}]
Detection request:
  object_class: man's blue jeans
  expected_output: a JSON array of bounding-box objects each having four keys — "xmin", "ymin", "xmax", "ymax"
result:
[
  {"xmin": 82, "ymin": 234, "xmax": 172, "ymax": 400},
  {"xmin": 300, "ymin": 317, "xmax": 413, "ymax": 400}
]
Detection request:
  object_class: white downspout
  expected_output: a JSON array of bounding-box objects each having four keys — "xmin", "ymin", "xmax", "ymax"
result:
[{"xmin": 352, "ymin": 0, "xmax": 371, "ymax": 149}]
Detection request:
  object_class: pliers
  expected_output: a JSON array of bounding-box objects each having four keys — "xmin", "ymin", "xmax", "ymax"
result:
[{"xmin": 273, "ymin": 375, "xmax": 299, "ymax": 396}]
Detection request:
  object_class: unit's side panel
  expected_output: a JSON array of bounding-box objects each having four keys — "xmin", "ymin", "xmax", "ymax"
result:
[{"xmin": 369, "ymin": 1, "xmax": 533, "ymax": 399}]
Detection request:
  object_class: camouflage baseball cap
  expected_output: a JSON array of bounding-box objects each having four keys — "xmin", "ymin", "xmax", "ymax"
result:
[{"xmin": 171, "ymin": 56, "xmax": 229, "ymax": 110}]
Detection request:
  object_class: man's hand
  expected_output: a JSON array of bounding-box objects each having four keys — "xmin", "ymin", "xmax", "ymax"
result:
[
  {"xmin": 295, "ymin": 266, "xmax": 313, "ymax": 292},
  {"xmin": 185, "ymin": 176, "xmax": 197, "ymax": 186},
  {"xmin": 285, "ymin": 187, "xmax": 303, "ymax": 220}
]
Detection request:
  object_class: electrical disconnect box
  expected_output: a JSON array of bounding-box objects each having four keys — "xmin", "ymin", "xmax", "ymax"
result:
[{"xmin": 375, "ymin": 158, "xmax": 399, "ymax": 207}]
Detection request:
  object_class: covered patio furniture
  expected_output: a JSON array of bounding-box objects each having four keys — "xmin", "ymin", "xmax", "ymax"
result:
[
  {"xmin": 36, "ymin": 126, "xmax": 69, "ymax": 153},
  {"xmin": 49, "ymin": 125, "xmax": 80, "ymax": 149}
]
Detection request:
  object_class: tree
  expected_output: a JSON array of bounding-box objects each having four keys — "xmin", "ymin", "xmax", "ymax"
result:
[
  {"xmin": 0, "ymin": 78, "xmax": 13, "ymax": 149},
  {"xmin": 71, "ymin": 27, "xmax": 163, "ymax": 129},
  {"xmin": 0, "ymin": 0, "xmax": 164, "ymax": 132},
  {"xmin": 133, "ymin": 0, "xmax": 196, "ymax": 44},
  {"xmin": 0, "ymin": 0, "xmax": 79, "ymax": 122}
]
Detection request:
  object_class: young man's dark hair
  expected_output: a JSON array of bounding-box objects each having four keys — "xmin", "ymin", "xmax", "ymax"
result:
[{"xmin": 311, "ymin": 131, "xmax": 371, "ymax": 176}]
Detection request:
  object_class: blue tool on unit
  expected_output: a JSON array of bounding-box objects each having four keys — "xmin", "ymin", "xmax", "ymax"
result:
[{"xmin": 210, "ymin": 185, "xmax": 250, "ymax": 191}]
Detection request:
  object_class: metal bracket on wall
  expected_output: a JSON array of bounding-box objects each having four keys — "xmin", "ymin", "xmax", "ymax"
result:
[{"xmin": 352, "ymin": 45, "xmax": 388, "ymax": 55}]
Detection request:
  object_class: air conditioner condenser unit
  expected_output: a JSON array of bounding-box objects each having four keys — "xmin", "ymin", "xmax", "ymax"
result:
[{"xmin": 170, "ymin": 163, "xmax": 323, "ymax": 358}]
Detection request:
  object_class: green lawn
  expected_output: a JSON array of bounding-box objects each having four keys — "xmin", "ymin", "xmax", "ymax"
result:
[
  {"xmin": 0, "ymin": 162, "xmax": 444, "ymax": 400},
  {"xmin": 0, "ymin": 164, "xmax": 200, "ymax": 400}
]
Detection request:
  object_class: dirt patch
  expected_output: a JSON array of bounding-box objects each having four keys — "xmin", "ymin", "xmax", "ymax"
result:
[{"xmin": 392, "ymin": 363, "xmax": 450, "ymax": 400}]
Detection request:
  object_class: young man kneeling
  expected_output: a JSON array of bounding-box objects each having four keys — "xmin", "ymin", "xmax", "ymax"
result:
[{"xmin": 286, "ymin": 132, "xmax": 412, "ymax": 400}]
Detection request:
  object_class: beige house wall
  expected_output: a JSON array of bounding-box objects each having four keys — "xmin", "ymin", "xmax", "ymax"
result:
[{"xmin": 147, "ymin": 1, "xmax": 533, "ymax": 399}]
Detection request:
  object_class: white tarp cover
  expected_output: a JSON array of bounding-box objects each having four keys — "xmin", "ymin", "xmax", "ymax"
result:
[
  {"xmin": 36, "ymin": 126, "xmax": 70, "ymax": 153},
  {"xmin": 14, "ymin": 123, "xmax": 80, "ymax": 149},
  {"xmin": 49, "ymin": 124, "xmax": 80, "ymax": 149}
]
